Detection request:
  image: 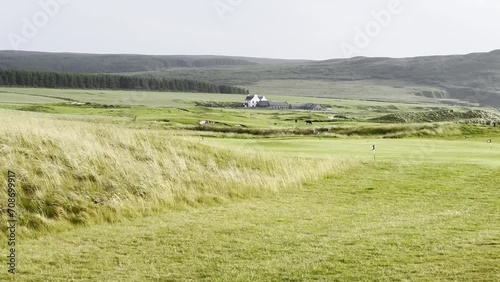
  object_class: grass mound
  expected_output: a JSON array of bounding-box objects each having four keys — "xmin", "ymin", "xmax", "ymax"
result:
[
  {"xmin": 0, "ymin": 109, "xmax": 355, "ymax": 238},
  {"xmin": 372, "ymin": 109, "xmax": 500, "ymax": 124},
  {"xmin": 192, "ymin": 123, "xmax": 468, "ymax": 138}
]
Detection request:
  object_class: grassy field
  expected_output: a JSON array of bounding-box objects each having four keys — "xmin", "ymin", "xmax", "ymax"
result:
[
  {"xmin": 2, "ymin": 161, "xmax": 498, "ymax": 281},
  {"xmin": 244, "ymin": 79, "xmax": 454, "ymax": 104},
  {"xmin": 0, "ymin": 87, "xmax": 479, "ymax": 126},
  {"xmin": 0, "ymin": 86, "xmax": 471, "ymax": 108},
  {"xmin": 0, "ymin": 87, "xmax": 245, "ymax": 107},
  {"xmin": 0, "ymin": 87, "xmax": 499, "ymax": 281}
]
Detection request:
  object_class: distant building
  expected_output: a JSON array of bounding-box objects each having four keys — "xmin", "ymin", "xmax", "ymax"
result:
[
  {"xmin": 244, "ymin": 94, "xmax": 267, "ymax": 108},
  {"xmin": 256, "ymin": 100, "xmax": 270, "ymax": 108},
  {"xmin": 292, "ymin": 103, "xmax": 323, "ymax": 111},
  {"xmin": 244, "ymin": 94, "xmax": 320, "ymax": 111},
  {"xmin": 258, "ymin": 101, "xmax": 290, "ymax": 109}
]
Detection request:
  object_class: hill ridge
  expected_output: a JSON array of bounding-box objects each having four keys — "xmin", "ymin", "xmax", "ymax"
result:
[{"xmin": 1, "ymin": 49, "xmax": 500, "ymax": 107}]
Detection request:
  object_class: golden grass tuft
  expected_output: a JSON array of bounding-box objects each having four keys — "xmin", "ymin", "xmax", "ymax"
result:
[{"xmin": 0, "ymin": 110, "xmax": 357, "ymax": 237}]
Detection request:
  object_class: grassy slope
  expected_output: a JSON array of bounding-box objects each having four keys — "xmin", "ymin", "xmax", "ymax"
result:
[
  {"xmin": 0, "ymin": 90, "xmax": 67, "ymax": 104},
  {"xmin": 0, "ymin": 109, "xmax": 353, "ymax": 239},
  {"xmin": 0, "ymin": 87, "xmax": 245, "ymax": 107},
  {"xmin": 1, "ymin": 86, "xmax": 445, "ymax": 108},
  {"xmin": 138, "ymin": 51, "xmax": 500, "ymax": 107},
  {"xmin": 0, "ymin": 87, "xmax": 477, "ymax": 125},
  {"xmin": 3, "ymin": 162, "xmax": 498, "ymax": 281},
  {"xmin": 0, "ymin": 51, "xmax": 263, "ymax": 73},
  {"xmin": 244, "ymin": 79, "xmax": 453, "ymax": 104}
]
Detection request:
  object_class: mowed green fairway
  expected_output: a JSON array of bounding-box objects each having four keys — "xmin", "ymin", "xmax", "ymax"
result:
[
  {"xmin": 216, "ymin": 138, "xmax": 500, "ymax": 166},
  {"xmin": 5, "ymin": 162, "xmax": 499, "ymax": 281}
]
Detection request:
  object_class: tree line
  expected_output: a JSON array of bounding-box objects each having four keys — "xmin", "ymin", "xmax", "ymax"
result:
[{"xmin": 0, "ymin": 69, "xmax": 249, "ymax": 94}]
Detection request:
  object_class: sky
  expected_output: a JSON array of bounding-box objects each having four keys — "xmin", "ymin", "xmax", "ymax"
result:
[{"xmin": 0, "ymin": 0, "xmax": 499, "ymax": 60}]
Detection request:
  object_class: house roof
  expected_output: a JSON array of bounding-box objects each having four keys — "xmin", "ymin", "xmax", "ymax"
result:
[
  {"xmin": 257, "ymin": 101, "xmax": 289, "ymax": 108},
  {"xmin": 257, "ymin": 101, "xmax": 270, "ymax": 107},
  {"xmin": 293, "ymin": 103, "xmax": 322, "ymax": 110},
  {"xmin": 268, "ymin": 101, "xmax": 289, "ymax": 107},
  {"xmin": 244, "ymin": 95, "xmax": 258, "ymax": 101}
]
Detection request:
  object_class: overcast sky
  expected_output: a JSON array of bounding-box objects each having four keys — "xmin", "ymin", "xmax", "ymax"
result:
[{"xmin": 1, "ymin": 0, "xmax": 499, "ymax": 60}]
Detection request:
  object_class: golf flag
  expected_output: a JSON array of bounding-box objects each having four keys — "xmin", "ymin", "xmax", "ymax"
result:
[{"xmin": 371, "ymin": 145, "xmax": 376, "ymax": 151}]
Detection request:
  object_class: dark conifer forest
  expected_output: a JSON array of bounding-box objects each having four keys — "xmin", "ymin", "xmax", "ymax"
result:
[{"xmin": 0, "ymin": 69, "xmax": 249, "ymax": 94}]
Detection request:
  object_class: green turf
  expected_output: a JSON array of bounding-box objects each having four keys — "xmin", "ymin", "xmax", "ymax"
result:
[
  {"xmin": 0, "ymin": 104, "xmax": 331, "ymax": 128},
  {"xmin": 216, "ymin": 137, "xmax": 500, "ymax": 166},
  {"xmin": 4, "ymin": 162, "xmax": 498, "ymax": 281}
]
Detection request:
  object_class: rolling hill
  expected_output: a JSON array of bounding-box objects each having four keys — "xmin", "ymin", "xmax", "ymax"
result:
[
  {"xmin": 0, "ymin": 50, "xmax": 298, "ymax": 73},
  {"xmin": 1, "ymin": 50, "xmax": 500, "ymax": 107},
  {"xmin": 143, "ymin": 51, "xmax": 500, "ymax": 107}
]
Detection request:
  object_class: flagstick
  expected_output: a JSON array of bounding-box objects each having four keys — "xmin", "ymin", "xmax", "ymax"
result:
[{"xmin": 372, "ymin": 145, "xmax": 376, "ymax": 162}]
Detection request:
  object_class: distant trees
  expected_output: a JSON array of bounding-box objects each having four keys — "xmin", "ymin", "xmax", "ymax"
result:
[{"xmin": 0, "ymin": 69, "xmax": 249, "ymax": 94}]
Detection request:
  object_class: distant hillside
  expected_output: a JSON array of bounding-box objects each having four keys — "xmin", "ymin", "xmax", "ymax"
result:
[
  {"xmin": 1, "ymin": 50, "xmax": 500, "ymax": 107},
  {"xmin": 0, "ymin": 51, "xmax": 271, "ymax": 73},
  {"xmin": 144, "ymin": 50, "xmax": 500, "ymax": 107},
  {"xmin": 314, "ymin": 50, "xmax": 500, "ymax": 105}
]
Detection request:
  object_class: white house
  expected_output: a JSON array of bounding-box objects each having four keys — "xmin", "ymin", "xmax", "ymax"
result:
[{"xmin": 244, "ymin": 94, "xmax": 267, "ymax": 108}]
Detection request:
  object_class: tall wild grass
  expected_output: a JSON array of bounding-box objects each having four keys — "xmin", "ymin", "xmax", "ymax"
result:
[{"xmin": 0, "ymin": 110, "xmax": 355, "ymax": 238}]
